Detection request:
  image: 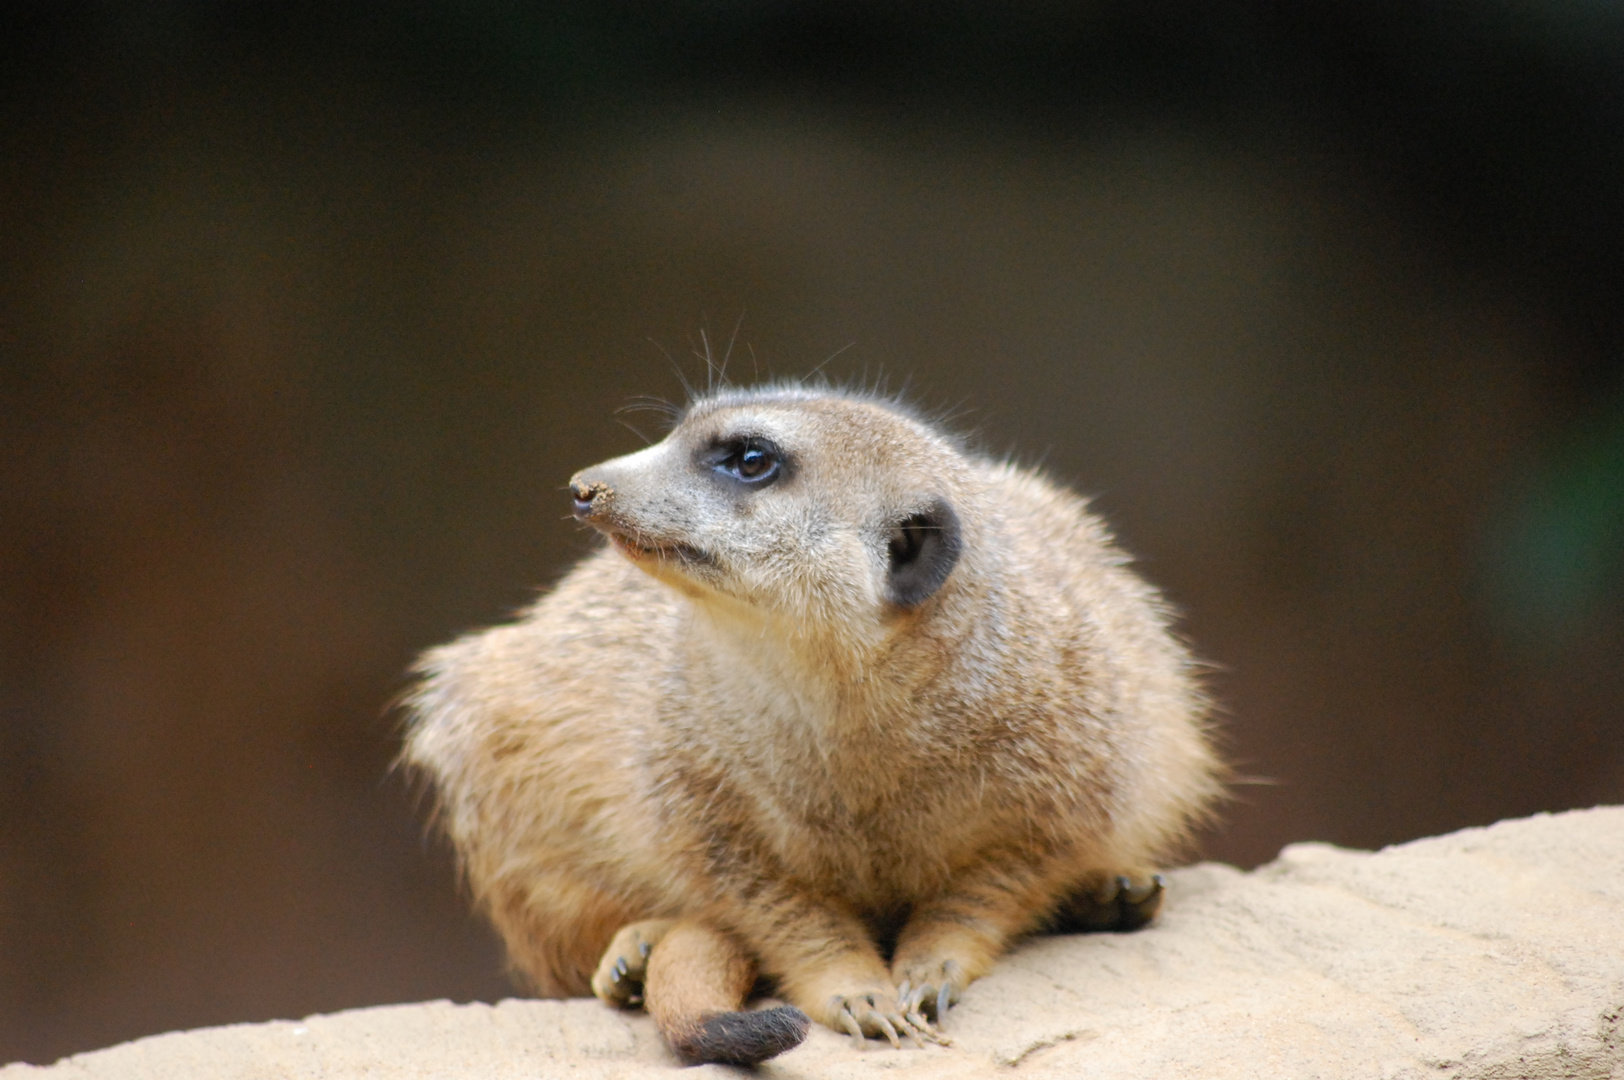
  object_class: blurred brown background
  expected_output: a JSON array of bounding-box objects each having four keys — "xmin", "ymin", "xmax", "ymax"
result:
[{"xmin": 3, "ymin": 1, "xmax": 1622, "ymax": 1065}]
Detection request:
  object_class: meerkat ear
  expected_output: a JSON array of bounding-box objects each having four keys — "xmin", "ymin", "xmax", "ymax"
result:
[{"xmin": 885, "ymin": 497, "xmax": 963, "ymax": 608}]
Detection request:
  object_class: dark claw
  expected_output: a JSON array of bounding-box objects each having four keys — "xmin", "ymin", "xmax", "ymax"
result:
[
  {"xmin": 936, "ymin": 984, "xmax": 952, "ymax": 1023},
  {"xmin": 838, "ymin": 1006, "xmax": 865, "ymax": 1049},
  {"xmin": 1121, "ymin": 876, "xmax": 1159, "ymax": 905},
  {"xmin": 870, "ymin": 1011, "xmax": 902, "ymax": 1049},
  {"xmin": 638, "ymin": 940, "xmax": 652, "ymax": 959},
  {"xmin": 1056, "ymin": 871, "xmax": 1169, "ymax": 933},
  {"xmin": 614, "ymin": 957, "xmax": 628, "ymax": 978},
  {"xmin": 1117, "ymin": 875, "xmax": 1166, "ymax": 931}
]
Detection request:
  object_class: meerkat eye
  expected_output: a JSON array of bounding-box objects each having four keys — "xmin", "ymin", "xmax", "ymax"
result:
[
  {"xmin": 708, "ymin": 436, "xmax": 784, "ymax": 486},
  {"xmin": 738, "ymin": 445, "xmax": 772, "ymax": 478}
]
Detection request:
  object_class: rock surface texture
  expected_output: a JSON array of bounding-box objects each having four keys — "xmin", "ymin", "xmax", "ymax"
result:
[{"xmin": 8, "ymin": 808, "xmax": 1622, "ymax": 1080}]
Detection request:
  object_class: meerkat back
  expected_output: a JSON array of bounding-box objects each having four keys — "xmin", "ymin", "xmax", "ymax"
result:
[{"xmin": 403, "ymin": 384, "xmax": 1223, "ymax": 1066}]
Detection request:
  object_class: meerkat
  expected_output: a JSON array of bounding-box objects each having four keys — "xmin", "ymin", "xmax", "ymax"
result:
[{"xmin": 402, "ymin": 383, "xmax": 1223, "ymax": 1066}]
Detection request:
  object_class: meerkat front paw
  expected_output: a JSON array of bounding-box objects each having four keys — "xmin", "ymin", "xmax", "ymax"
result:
[
  {"xmin": 894, "ymin": 957, "xmax": 968, "ymax": 1029},
  {"xmin": 815, "ymin": 989, "xmax": 940, "ymax": 1050},
  {"xmin": 1055, "ymin": 871, "xmax": 1167, "ymax": 932},
  {"xmin": 590, "ymin": 918, "xmax": 676, "ymax": 1007}
]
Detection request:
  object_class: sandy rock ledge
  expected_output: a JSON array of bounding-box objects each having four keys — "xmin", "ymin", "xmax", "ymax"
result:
[{"xmin": 8, "ymin": 807, "xmax": 1622, "ymax": 1080}]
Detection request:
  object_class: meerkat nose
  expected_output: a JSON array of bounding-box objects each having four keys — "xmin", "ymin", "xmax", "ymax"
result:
[
  {"xmin": 570, "ymin": 483, "xmax": 596, "ymax": 517},
  {"xmin": 570, "ymin": 477, "xmax": 613, "ymax": 519}
]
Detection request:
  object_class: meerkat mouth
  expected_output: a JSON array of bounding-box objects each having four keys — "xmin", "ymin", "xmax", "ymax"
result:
[{"xmin": 605, "ymin": 529, "xmax": 713, "ymax": 568}]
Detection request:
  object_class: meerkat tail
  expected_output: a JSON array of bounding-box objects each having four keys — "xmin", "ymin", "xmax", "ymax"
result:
[{"xmin": 644, "ymin": 920, "xmax": 810, "ymax": 1066}]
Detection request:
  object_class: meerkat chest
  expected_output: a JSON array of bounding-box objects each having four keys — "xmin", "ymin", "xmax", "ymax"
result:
[
  {"xmin": 676, "ymin": 706, "xmax": 998, "ymax": 897},
  {"xmin": 769, "ymin": 756, "xmax": 995, "ymax": 906},
  {"xmin": 661, "ymin": 626, "xmax": 1032, "ymax": 891}
]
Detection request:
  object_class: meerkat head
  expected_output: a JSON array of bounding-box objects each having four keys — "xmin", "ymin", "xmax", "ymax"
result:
[{"xmin": 568, "ymin": 386, "xmax": 969, "ymax": 628}]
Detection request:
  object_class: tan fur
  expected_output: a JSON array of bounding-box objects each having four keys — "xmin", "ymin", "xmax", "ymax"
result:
[
  {"xmin": 644, "ymin": 923, "xmax": 753, "ymax": 1046},
  {"xmin": 403, "ymin": 385, "xmax": 1224, "ymax": 1060}
]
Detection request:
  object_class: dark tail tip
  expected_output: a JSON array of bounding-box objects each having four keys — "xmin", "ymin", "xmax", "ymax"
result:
[{"xmin": 669, "ymin": 1005, "xmax": 811, "ymax": 1067}]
